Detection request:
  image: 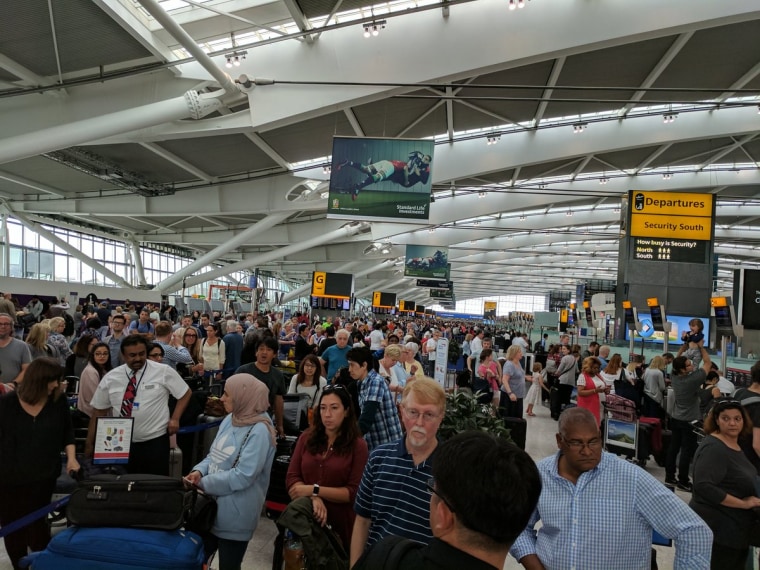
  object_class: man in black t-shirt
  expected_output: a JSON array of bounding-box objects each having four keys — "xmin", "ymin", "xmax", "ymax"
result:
[{"xmin": 235, "ymin": 336, "xmax": 286, "ymax": 436}]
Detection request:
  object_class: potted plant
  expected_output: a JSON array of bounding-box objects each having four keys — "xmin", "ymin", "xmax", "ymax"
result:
[{"xmin": 438, "ymin": 390, "xmax": 513, "ymax": 443}]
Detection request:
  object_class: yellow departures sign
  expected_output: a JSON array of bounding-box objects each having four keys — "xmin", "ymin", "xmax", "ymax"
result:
[{"xmin": 629, "ymin": 191, "xmax": 713, "ymax": 240}]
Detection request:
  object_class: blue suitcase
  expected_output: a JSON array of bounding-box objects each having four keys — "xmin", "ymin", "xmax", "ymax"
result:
[{"xmin": 20, "ymin": 526, "xmax": 205, "ymax": 569}]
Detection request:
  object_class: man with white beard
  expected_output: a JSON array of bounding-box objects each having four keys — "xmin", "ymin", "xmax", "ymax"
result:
[{"xmin": 350, "ymin": 378, "xmax": 446, "ymax": 567}]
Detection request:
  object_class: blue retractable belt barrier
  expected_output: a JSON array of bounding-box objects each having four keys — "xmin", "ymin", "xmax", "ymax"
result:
[
  {"xmin": 0, "ymin": 496, "xmax": 70, "ymax": 538},
  {"xmin": 176, "ymin": 418, "xmax": 222, "ymax": 434},
  {"xmin": 0, "ymin": 419, "xmax": 223, "ymax": 537}
]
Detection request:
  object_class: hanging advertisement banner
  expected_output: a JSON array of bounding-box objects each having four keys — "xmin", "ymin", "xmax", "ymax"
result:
[{"xmin": 327, "ymin": 136, "xmax": 434, "ymax": 223}]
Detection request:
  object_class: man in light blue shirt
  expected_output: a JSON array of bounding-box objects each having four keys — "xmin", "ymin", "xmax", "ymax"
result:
[{"xmin": 511, "ymin": 407, "xmax": 711, "ymax": 570}]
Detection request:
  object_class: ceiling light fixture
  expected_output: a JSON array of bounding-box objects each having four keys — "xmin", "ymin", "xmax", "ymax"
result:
[
  {"xmin": 662, "ymin": 172, "xmax": 673, "ymax": 180},
  {"xmin": 486, "ymin": 134, "xmax": 501, "ymax": 145},
  {"xmin": 572, "ymin": 123, "xmax": 588, "ymax": 134},
  {"xmin": 599, "ymin": 177, "xmax": 609, "ymax": 185},
  {"xmin": 663, "ymin": 113, "xmax": 678, "ymax": 123},
  {"xmin": 223, "ymin": 50, "xmax": 247, "ymax": 69},
  {"xmin": 519, "ymin": 214, "xmax": 526, "ymax": 221},
  {"xmin": 478, "ymin": 191, "xmax": 486, "ymax": 198},
  {"xmin": 322, "ymin": 165, "xmax": 331, "ymax": 175},
  {"xmin": 566, "ymin": 210, "xmax": 573, "ymax": 217},
  {"xmin": 363, "ymin": 19, "xmax": 386, "ymax": 37}
]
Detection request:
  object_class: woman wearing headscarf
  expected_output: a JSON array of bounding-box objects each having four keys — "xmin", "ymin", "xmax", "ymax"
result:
[{"xmin": 184, "ymin": 374, "xmax": 277, "ymax": 570}]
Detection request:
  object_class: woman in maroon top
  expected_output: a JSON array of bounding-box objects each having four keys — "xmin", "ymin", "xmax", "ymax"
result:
[{"xmin": 286, "ymin": 385, "xmax": 368, "ymax": 548}]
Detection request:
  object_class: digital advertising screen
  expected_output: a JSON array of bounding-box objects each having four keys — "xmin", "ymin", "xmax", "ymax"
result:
[
  {"xmin": 327, "ymin": 136, "xmax": 434, "ymax": 223},
  {"xmin": 624, "ymin": 314, "xmax": 710, "ymax": 346}
]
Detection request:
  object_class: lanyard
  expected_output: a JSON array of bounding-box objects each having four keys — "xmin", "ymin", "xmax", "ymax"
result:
[{"xmin": 126, "ymin": 365, "xmax": 148, "ymax": 398}]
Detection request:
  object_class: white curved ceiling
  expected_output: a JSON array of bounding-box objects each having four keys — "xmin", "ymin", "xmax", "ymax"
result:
[{"xmin": 1, "ymin": 0, "xmax": 759, "ymax": 303}]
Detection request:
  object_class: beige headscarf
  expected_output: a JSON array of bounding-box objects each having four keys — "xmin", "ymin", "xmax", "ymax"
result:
[{"xmin": 225, "ymin": 374, "xmax": 276, "ymax": 446}]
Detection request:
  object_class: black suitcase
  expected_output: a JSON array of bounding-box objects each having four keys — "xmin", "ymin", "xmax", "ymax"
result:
[
  {"xmin": 501, "ymin": 416, "xmax": 527, "ymax": 450},
  {"xmin": 550, "ymin": 386, "xmax": 562, "ymax": 420},
  {"xmin": 265, "ymin": 436, "xmax": 299, "ymax": 511},
  {"xmin": 471, "ymin": 377, "xmax": 493, "ymax": 405},
  {"xmin": 67, "ymin": 474, "xmax": 190, "ymax": 530},
  {"xmin": 283, "ymin": 394, "xmax": 310, "ymax": 435}
]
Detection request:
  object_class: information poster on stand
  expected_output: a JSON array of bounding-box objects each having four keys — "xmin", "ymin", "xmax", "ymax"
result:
[
  {"xmin": 93, "ymin": 417, "xmax": 134, "ymax": 465},
  {"xmin": 434, "ymin": 338, "xmax": 449, "ymax": 387}
]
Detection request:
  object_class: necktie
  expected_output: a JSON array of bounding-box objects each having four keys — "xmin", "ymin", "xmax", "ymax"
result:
[{"xmin": 121, "ymin": 371, "xmax": 137, "ymax": 417}]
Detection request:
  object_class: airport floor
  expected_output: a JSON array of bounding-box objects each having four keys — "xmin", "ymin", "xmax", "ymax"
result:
[{"xmin": 0, "ymin": 401, "xmax": 684, "ymax": 569}]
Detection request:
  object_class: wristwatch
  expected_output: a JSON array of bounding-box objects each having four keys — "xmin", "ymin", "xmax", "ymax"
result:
[{"xmin": 312, "ymin": 484, "xmax": 320, "ymax": 497}]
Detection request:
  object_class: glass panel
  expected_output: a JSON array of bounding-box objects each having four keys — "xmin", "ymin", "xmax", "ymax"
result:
[
  {"xmin": 93, "ymin": 240, "xmax": 104, "ymax": 260},
  {"xmin": 38, "ymin": 234, "xmax": 54, "ymax": 251},
  {"xmin": 25, "ymin": 250, "xmax": 38, "ymax": 278},
  {"xmin": 104, "ymin": 244, "xmax": 116, "ymax": 262},
  {"xmin": 9, "ymin": 246, "xmax": 23, "ymax": 278},
  {"xmin": 68, "ymin": 257, "xmax": 81, "ymax": 283},
  {"xmin": 39, "ymin": 252, "xmax": 54, "ymax": 280},
  {"xmin": 80, "ymin": 238, "xmax": 93, "ymax": 257},
  {"xmin": 81, "ymin": 264, "xmax": 94, "ymax": 285},
  {"xmin": 23, "ymin": 228, "xmax": 37, "ymax": 248},
  {"xmin": 7, "ymin": 222, "xmax": 23, "ymax": 245},
  {"xmin": 55, "ymin": 254, "xmax": 68, "ymax": 281}
]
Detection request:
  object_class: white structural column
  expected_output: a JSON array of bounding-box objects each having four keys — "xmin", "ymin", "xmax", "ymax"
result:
[
  {"xmin": 130, "ymin": 239, "xmax": 147, "ymax": 287},
  {"xmin": 0, "ymin": 91, "xmax": 221, "ymax": 165},
  {"xmin": 5, "ymin": 208, "xmax": 132, "ymax": 288},
  {"xmin": 0, "ymin": 214, "xmax": 8, "ymax": 277},
  {"xmin": 180, "ymin": 223, "xmax": 368, "ymax": 290},
  {"xmin": 156, "ymin": 211, "xmax": 291, "ymax": 293}
]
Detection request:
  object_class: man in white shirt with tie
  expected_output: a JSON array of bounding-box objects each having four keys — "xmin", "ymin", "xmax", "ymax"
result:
[{"xmin": 85, "ymin": 335, "xmax": 191, "ymax": 475}]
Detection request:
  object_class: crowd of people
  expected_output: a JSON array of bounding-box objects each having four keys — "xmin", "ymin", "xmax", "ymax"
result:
[{"xmin": 0, "ymin": 298, "xmax": 759, "ymax": 569}]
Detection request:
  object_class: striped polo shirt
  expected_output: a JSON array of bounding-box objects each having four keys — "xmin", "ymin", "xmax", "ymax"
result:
[{"xmin": 354, "ymin": 437, "xmax": 437, "ymax": 548}]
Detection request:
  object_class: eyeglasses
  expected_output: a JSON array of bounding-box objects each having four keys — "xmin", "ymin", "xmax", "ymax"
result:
[
  {"xmin": 712, "ymin": 399, "xmax": 741, "ymax": 414},
  {"xmin": 322, "ymin": 385, "xmax": 347, "ymax": 395},
  {"xmin": 562, "ymin": 437, "xmax": 602, "ymax": 451},
  {"xmin": 403, "ymin": 408, "xmax": 441, "ymax": 423},
  {"xmin": 184, "ymin": 333, "xmax": 197, "ymax": 338},
  {"xmin": 0, "ymin": 323, "xmax": 12, "ymax": 327},
  {"xmin": 93, "ymin": 351, "xmax": 110, "ymax": 357},
  {"xmin": 426, "ymin": 478, "xmax": 455, "ymax": 513}
]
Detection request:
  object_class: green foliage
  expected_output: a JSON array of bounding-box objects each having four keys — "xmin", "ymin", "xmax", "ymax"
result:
[
  {"xmin": 438, "ymin": 390, "xmax": 513, "ymax": 443},
  {"xmin": 447, "ymin": 338, "xmax": 462, "ymax": 364}
]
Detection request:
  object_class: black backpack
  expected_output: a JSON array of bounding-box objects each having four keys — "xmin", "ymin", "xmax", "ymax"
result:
[{"xmin": 62, "ymin": 313, "xmax": 75, "ymax": 337}]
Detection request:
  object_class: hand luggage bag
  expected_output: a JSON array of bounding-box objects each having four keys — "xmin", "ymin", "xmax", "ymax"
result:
[
  {"xmin": 283, "ymin": 393, "xmax": 310, "ymax": 435},
  {"xmin": 549, "ymin": 386, "xmax": 562, "ymax": 420},
  {"xmin": 169, "ymin": 446, "xmax": 183, "ymax": 479},
  {"xmin": 19, "ymin": 526, "xmax": 205, "ymax": 570},
  {"xmin": 499, "ymin": 415, "xmax": 527, "ymax": 450},
  {"xmin": 67, "ymin": 474, "xmax": 190, "ymax": 530}
]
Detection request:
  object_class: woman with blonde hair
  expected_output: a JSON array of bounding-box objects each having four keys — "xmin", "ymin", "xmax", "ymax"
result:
[
  {"xmin": 178, "ymin": 326, "xmax": 204, "ymax": 378},
  {"xmin": 47, "ymin": 316, "xmax": 72, "ymax": 366},
  {"xmin": 400, "ymin": 342, "xmax": 423, "ymax": 381},
  {"xmin": 643, "ymin": 355, "xmax": 667, "ymax": 418},
  {"xmin": 25, "ymin": 322, "xmax": 60, "ymax": 362}
]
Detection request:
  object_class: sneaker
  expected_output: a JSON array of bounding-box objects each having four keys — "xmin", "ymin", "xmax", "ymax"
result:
[
  {"xmin": 664, "ymin": 477, "xmax": 677, "ymax": 486},
  {"xmin": 676, "ymin": 481, "xmax": 693, "ymax": 492}
]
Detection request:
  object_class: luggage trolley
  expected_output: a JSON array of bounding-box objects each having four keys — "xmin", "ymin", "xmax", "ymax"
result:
[{"xmin": 602, "ymin": 394, "xmax": 640, "ymax": 465}]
